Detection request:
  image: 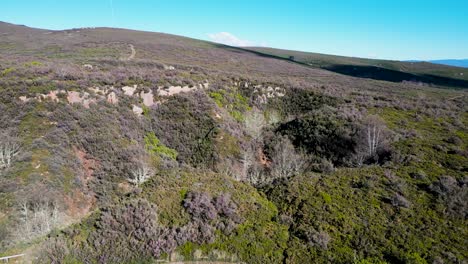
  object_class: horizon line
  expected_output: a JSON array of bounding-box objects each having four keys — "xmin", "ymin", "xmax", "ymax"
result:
[{"xmin": 1, "ymin": 20, "xmax": 467, "ymax": 62}]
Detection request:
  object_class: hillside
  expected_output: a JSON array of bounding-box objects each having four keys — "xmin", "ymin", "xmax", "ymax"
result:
[
  {"xmin": 0, "ymin": 22, "xmax": 467, "ymax": 263},
  {"xmin": 247, "ymin": 47, "xmax": 468, "ymax": 88}
]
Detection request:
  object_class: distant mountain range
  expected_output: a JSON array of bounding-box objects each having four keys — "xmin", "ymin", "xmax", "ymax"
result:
[
  {"xmin": 407, "ymin": 59, "xmax": 468, "ymax": 68},
  {"xmin": 428, "ymin": 59, "xmax": 468, "ymax": 68}
]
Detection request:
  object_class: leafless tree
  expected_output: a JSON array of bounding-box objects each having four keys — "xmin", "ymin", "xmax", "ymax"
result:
[
  {"xmin": 239, "ymin": 137, "xmax": 304, "ymax": 186},
  {"xmin": 240, "ymin": 144, "xmax": 268, "ymax": 185},
  {"xmin": 307, "ymin": 229, "xmax": 331, "ymax": 250},
  {"xmin": 354, "ymin": 115, "xmax": 390, "ymax": 166},
  {"xmin": 266, "ymin": 109, "xmax": 281, "ymax": 126},
  {"xmin": 0, "ymin": 133, "xmax": 21, "ymax": 170},
  {"xmin": 128, "ymin": 163, "xmax": 154, "ymax": 186},
  {"xmin": 216, "ymin": 158, "xmax": 241, "ymax": 181},
  {"xmin": 270, "ymin": 137, "xmax": 305, "ymax": 180},
  {"xmin": 365, "ymin": 115, "xmax": 386, "ymax": 157},
  {"xmin": 17, "ymin": 199, "xmax": 62, "ymax": 241},
  {"xmin": 241, "ymin": 149, "xmax": 255, "ymax": 179},
  {"xmin": 246, "ymin": 163, "xmax": 265, "ymax": 186},
  {"xmin": 242, "ymin": 109, "xmax": 267, "ymax": 184},
  {"xmin": 244, "ymin": 107, "xmax": 266, "ymax": 141}
]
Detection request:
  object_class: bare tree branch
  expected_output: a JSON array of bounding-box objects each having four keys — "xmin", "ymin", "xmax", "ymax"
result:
[
  {"xmin": 17, "ymin": 199, "xmax": 62, "ymax": 241},
  {"xmin": 0, "ymin": 133, "xmax": 21, "ymax": 170},
  {"xmin": 244, "ymin": 107, "xmax": 266, "ymax": 141},
  {"xmin": 354, "ymin": 115, "xmax": 390, "ymax": 166},
  {"xmin": 128, "ymin": 163, "xmax": 154, "ymax": 186},
  {"xmin": 270, "ymin": 137, "xmax": 305, "ymax": 180}
]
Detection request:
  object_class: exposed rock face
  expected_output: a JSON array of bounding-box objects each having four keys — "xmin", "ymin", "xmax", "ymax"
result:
[
  {"xmin": 19, "ymin": 96, "xmax": 30, "ymax": 102},
  {"xmin": 156, "ymin": 82, "xmax": 209, "ymax": 97},
  {"xmin": 158, "ymin": 85, "xmax": 197, "ymax": 96},
  {"xmin": 132, "ymin": 105, "xmax": 143, "ymax": 115},
  {"xmin": 34, "ymin": 90, "xmax": 65, "ymax": 102},
  {"xmin": 122, "ymin": 85, "xmax": 137, "ymax": 96},
  {"xmin": 67, "ymin": 91, "xmax": 83, "ymax": 104},
  {"xmin": 46, "ymin": 90, "xmax": 60, "ymax": 102},
  {"xmin": 17, "ymin": 81, "xmax": 210, "ymax": 113},
  {"xmin": 67, "ymin": 91, "xmax": 95, "ymax": 108},
  {"xmin": 19, "ymin": 90, "xmax": 64, "ymax": 103},
  {"xmin": 83, "ymin": 99, "xmax": 96, "ymax": 108},
  {"xmin": 107, "ymin": 92, "xmax": 118, "ymax": 104},
  {"xmin": 89, "ymin": 86, "xmax": 108, "ymax": 95},
  {"xmin": 140, "ymin": 90, "xmax": 154, "ymax": 107},
  {"xmin": 253, "ymin": 85, "xmax": 285, "ymax": 104}
]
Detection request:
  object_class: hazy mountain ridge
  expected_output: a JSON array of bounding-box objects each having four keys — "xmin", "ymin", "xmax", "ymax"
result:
[{"xmin": 427, "ymin": 59, "xmax": 468, "ymax": 68}]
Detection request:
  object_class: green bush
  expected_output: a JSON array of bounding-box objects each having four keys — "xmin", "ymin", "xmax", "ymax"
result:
[
  {"xmin": 267, "ymin": 88, "xmax": 338, "ymax": 116},
  {"xmin": 1, "ymin": 67, "xmax": 15, "ymax": 76},
  {"xmin": 274, "ymin": 108, "xmax": 357, "ymax": 165},
  {"xmin": 209, "ymin": 88, "xmax": 251, "ymax": 121},
  {"xmin": 144, "ymin": 132, "xmax": 178, "ymax": 160},
  {"xmin": 24, "ymin": 61, "xmax": 43, "ymax": 67},
  {"xmin": 148, "ymin": 92, "xmax": 218, "ymax": 166}
]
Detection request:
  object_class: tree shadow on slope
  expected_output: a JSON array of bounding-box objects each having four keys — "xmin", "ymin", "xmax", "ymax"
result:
[{"xmin": 324, "ymin": 65, "xmax": 468, "ymax": 89}]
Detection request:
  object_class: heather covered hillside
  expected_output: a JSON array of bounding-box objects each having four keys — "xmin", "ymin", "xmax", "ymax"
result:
[
  {"xmin": 0, "ymin": 22, "xmax": 467, "ymax": 263},
  {"xmin": 247, "ymin": 47, "xmax": 468, "ymax": 88}
]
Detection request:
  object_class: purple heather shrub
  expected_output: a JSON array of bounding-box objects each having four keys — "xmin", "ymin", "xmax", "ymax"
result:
[
  {"xmin": 183, "ymin": 191, "xmax": 218, "ymax": 221},
  {"xmin": 214, "ymin": 193, "xmax": 237, "ymax": 218}
]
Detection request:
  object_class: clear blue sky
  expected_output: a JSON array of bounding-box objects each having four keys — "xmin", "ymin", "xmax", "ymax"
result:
[{"xmin": 1, "ymin": 0, "xmax": 467, "ymax": 60}]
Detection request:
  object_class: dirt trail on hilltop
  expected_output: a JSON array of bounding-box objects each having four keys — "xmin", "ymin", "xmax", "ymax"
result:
[{"xmin": 127, "ymin": 44, "xmax": 136, "ymax": 60}]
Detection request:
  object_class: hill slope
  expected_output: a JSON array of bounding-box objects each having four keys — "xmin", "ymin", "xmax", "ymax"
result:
[
  {"xmin": 0, "ymin": 22, "xmax": 467, "ymax": 263},
  {"xmin": 247, "ymin": 46, "xmax": 468, "ymax": 88}
]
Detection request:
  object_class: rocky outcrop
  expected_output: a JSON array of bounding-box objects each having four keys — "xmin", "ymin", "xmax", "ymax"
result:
[
  {"xmin": 67, "ymin": 91, "xmax": 96, "ymax": 108},
  {"xmin": 132, "ymin": 105, "xmax": 144, "ymax": 116},
  {"xmin": 107, "ymin": 92, "xmax": 119, "ymax": 104},
  {"xmin": 17, "ymin": 81, "xmax": 211, "ymax": 113},
  {"xmin": 140, "ymin": 90, "xmax": 153, "ymax": 107},
  {"xmin": 122, "ymin": 85, "xmax": 137, "ymax": 96}
]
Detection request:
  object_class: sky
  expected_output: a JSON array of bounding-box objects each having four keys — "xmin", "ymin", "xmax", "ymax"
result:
[{"xmin": 1, "ymin": 0, "xmax": 467, "ymax": 60}]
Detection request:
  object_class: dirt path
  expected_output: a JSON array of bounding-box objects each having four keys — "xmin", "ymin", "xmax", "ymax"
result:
[{"xmin": 127, "ymin": 44, "xmax": 136, "ymax": 60}]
